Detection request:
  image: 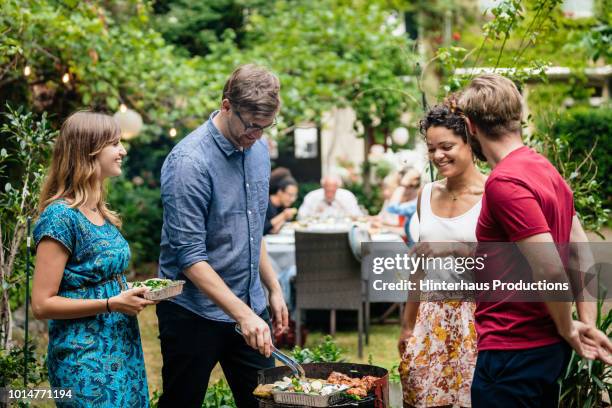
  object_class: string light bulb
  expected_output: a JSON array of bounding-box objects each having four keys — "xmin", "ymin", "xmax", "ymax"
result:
[
  {"xmin": 392, "ymin": 127, "xmax": 409, "ymax": 145},
  {"xmin": 23, "ymin": 66, "xmax": 31, "ymax": 76},
  {"xmin": 169, "ymin": 128, "xmax": 177, "ymax": 138},
  {"xmin": 113, "ymin": 107, "xmax": 142, "ymax": 140},
  {"xmin": 62, "ymin": 73, "xmax": 70, "ymax": 83}
]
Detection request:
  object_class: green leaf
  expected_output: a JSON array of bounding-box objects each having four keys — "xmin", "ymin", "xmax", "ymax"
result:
[
  {"xmin": 591, "ymin": 376, "xmax": 606, "ymax": 391},
  {"xmin": 106, "ymin": 97, "xmax": 119, "ymax": 111}
]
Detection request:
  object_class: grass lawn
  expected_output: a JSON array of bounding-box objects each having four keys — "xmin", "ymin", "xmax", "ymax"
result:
[{"xmin": 138, "ymin": 306, "xmax": 402, "ymax": 398}]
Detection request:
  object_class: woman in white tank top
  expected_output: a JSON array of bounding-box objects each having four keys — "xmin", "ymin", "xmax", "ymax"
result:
[{"xmin": 398, "ymin": 99, "xmax": 487, "ymax": 408}]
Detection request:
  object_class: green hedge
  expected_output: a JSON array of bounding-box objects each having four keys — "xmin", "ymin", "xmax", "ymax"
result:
[
  {"xmin": 108, "ymin": 179, "xmax": 163, "ymax": 268},
  {"xmin": 551, "ymin": 107, "xmax": 612, "ymax": 206}
]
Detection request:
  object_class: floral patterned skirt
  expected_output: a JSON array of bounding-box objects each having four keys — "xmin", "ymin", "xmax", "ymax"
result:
[
  {"xmin": 48, "ymin": 311, "xmax": 150, "ymax": 408},
  {"xmin": 399, "ymin": 301, "xmax": 477, "ymax": 408}
]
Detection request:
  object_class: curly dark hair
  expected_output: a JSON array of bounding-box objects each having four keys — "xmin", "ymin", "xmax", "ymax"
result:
[{"xmin": 419, "ymin": 95, "xmax": 467, "ymax": 142}]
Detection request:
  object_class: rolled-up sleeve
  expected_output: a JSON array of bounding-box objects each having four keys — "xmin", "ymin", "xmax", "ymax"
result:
[
  {"xmin": 161, "ymin": 154, "xmax": 211, "ymax": 271},
  {"xmin": 486, "ymin": 178, "xmax": 551, "ymax": 242}
]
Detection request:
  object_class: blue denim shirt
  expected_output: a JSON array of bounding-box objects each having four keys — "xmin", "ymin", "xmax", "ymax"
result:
[{"xmin": 159, "ymin": 111, "xmax": 270, "ymax": 322}]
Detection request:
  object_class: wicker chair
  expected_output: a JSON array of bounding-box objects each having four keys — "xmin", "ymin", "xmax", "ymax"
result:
[{"xmin": 294, "ymin": 230, "xmax": 364, "ymax": 358}]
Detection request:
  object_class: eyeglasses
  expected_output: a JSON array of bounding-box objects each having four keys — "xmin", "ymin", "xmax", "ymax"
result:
[{"xmin": 233, "ymin": 110, "xmax": 277, "ymax": 134}]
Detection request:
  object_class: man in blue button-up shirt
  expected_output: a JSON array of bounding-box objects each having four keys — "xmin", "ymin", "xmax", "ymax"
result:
[{"xmin": 156, "ymin": 65, "xmax": 288, "ymax": 408}]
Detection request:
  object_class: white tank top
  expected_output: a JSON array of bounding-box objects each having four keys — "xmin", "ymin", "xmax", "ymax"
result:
[
  {"xmin": 418, "ymin": 181, "xmax": 481, "ymax": 242},
  {"xmin": 417, "ymin": 182, "xmax": 482, "ymax": 286}
]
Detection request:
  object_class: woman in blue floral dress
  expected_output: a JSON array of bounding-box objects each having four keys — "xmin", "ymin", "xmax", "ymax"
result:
[{"xmin": 31, "ymin": 111, "xmax": 155, "ymax": 407}]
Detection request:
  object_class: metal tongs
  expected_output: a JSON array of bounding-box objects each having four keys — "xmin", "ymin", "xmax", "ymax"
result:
[{"xmin": 235, "ymin": 324, "xmax": 306, "ymax": 379}]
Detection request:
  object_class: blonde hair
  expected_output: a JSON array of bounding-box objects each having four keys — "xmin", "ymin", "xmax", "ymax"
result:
[
  {"xmin": 458, "ymin": 74, "xmax": 523, "ymax": 139},
  {"xmin": 39, "ymin": 111, "xmax": 122, "ymax": 227},
  {"xmin": 222, "ymin": 64, "xmax": 281, "ymax": 116}
]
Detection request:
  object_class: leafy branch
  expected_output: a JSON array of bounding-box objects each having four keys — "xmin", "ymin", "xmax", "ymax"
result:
[{"xmin": 0, "ymin": 105, "xmax": 56, "ymax": 348}]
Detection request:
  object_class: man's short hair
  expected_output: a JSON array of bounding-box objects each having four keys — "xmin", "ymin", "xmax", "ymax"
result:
[
  {"xmin": 458, "ymin": 74, "xmax": 523, "ymax": 139},
  {"xmin": 222, "ymin": 64, "xmax": 281, "ymax": 117}
]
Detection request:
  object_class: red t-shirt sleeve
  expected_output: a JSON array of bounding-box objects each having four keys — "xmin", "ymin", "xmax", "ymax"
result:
[{"xmin": 486, "ymin": 178, "xmax": 551, "ymax": 242}]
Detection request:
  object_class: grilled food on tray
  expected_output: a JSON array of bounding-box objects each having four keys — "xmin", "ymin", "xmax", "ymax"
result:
[
  {"xmin": 253, "ymin": 383, "xmax": 275, "ymax": 398},
  {"xmin": 265, "ymin": 376, "xmax": 348, "ymax": 396},
  {"xmin": 253, "ymin": 372, "xmax": 380, "ymax": 400},
  {"xmin": 327, "ymin": 371, "xmax": 379, "ymax": 398}
]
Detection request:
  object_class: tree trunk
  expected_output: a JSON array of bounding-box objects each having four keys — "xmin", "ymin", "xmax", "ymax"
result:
[
  {"xmin": 0, "ymin": 221, "xmax": 24, "ymax": 349},
  {"xmin": 363, "ymin": 126, "xmax": 375, "ymax": 195},
  {"xmin": 0, "ymin": 286, "xmax": 11, "ymax": 349}
]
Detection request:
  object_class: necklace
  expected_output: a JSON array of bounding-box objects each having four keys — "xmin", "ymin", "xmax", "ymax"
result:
[{"xmin": 446, "ymin": 184, "xmax": 471, "ymax": 201}]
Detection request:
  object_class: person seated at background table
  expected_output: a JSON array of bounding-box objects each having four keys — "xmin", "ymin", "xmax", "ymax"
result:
[
  {"xmin": 376, "ymin": 167, "xmax": 421, "ymax": 243},
  {"xmin": 373, "ymin": 172, "xmax": 401, "ymax": 227},
  {"xmin": 369, "ymin": 172, "xmax": 403, "ymax": 236},
  {"xmin": 270, "ymin": 166, "xmax": 292, "ymax": 190},
  {"xmin": 264, "ymin": 176, "xmax": 299, "ymax": 234},
  {"xmin": 371, "ymin": 167, "xmax": 420, "ymax": 227},
  {"xmin": 297, "ymin": 175, "xmax": 363, "ymax": 220},
  {"xmin": 386, "ymin": 166, "xmax": 421, "ymax": 217}
]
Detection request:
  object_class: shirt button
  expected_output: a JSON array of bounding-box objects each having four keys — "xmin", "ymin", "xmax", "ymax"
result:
[
  {"xmin": 250, "ymin": 236, "xmax": 254, "ymax": 241},
  {"xmin": 248, "ymin": 210, "xmax": 252, "ymax": 215},
  {"xmin": 246, "ymin": 183, "xmax": 250, "ymax": 188}
]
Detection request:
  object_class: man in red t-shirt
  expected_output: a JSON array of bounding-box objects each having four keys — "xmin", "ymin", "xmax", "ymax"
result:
[{"xmin": 458, "ymin": 74, "xmax": 611, "ymax": 407}]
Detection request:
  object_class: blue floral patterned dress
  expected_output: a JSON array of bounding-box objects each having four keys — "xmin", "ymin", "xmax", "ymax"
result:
[{"xmin": 33, "ymin": 200, "xmax": 149, "ymax": 408}]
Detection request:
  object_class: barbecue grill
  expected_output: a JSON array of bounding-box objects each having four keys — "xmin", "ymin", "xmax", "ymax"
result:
[{"xmin": 256, "ymin": 362, "xmax": 389, "ymax": 408}]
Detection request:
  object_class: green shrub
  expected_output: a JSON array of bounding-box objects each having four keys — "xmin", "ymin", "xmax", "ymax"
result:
[
  {"xmin": 0, "ymin": 343, "xmax": 47, "ymax": 388},
  {"xmin": 149, "ymin": 390, "xmax": 161, "ymax": 408},
  {"xmin": 0, "ymin": 105, "xmax": 55, "ymax": 346},
  {"xmin": 550, "ymin": 107, "xmax": 612, "ymax": 206},
  {"xmin": 202, "ymin": 379, "xmax": 236, "ymax": 408},
  {"xmin": 388, "ymin": 364, "xmax": 401, "ymax": 384},
  {"xmin": 150, "ymin": 380, "xmax": 237, "ymax": 408},
  {"xmin": 345, "ymin": 182, "xmax": 383, "ymax": 216},
  {"xmin": 296, "ymin": 182, "xmax": 320, "ymax": 211},
  {"xmin": 291, "ymin": 335, "xmax": 343, "ymax": 364},
  {"xmin": 559, "ymin": 297, "xmax": 612, "ymax": 407},
  {"xmin": 530, "ymin": 111, "xmax": 610, "ymax": 235},
  {"xmin": 107, "ymin": 178, "xmax": 163, "ymax": 268}
]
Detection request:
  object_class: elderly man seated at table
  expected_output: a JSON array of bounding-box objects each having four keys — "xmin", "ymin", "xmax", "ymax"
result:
[{"xmin": 297, "ymin": 175, "xmax": 363, "ymax": 220}]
